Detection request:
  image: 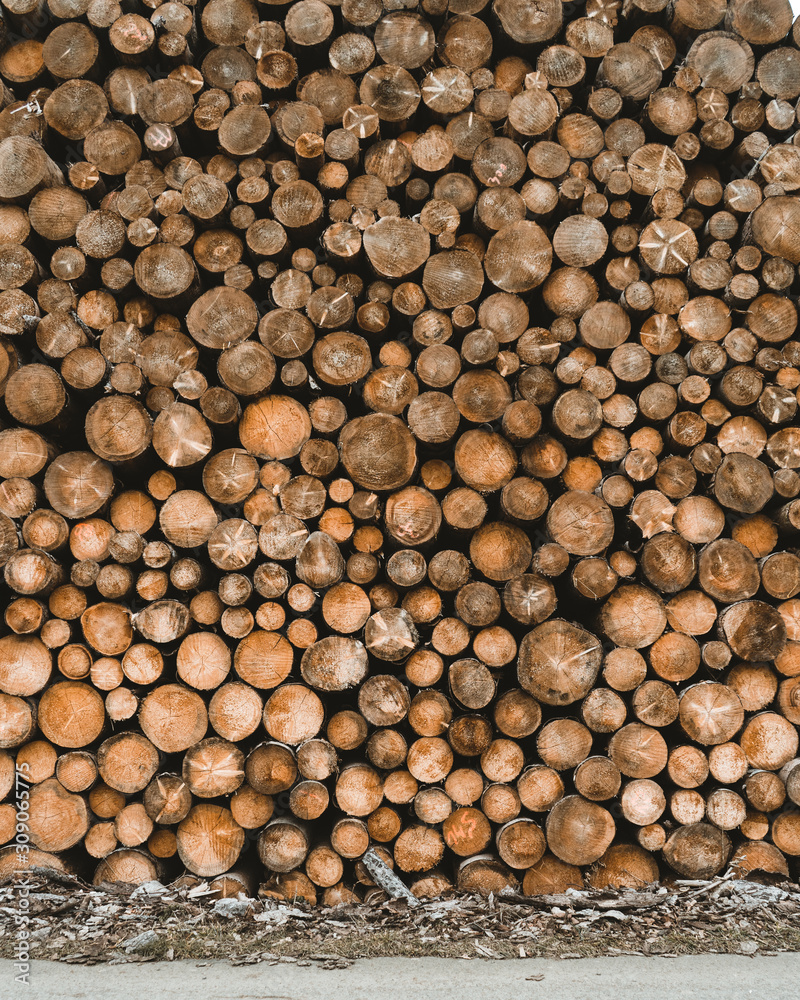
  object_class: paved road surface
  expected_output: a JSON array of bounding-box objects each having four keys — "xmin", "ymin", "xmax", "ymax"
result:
[{"xmin": 4, "ymin": 954, "xmax": 799, "ymax": 1000}]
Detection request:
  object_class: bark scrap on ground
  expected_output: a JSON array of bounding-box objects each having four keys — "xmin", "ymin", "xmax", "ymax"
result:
[{"xmin": 1, "ymin": 867, "xmax": 798, "ymax": 966}]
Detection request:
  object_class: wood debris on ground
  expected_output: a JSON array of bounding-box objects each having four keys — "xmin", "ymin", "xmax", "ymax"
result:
[{"xmin": 0, "ymin": 866, "xmax": 798, "ymax": 965}]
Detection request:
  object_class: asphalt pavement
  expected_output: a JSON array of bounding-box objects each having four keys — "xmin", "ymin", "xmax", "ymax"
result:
[{"xmin": 4, "ymin": 953, "xmax": 799, "ymax": 1000}]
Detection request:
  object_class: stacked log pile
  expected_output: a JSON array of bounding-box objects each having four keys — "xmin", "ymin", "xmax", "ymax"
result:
[{"xmin": 1, "ymin": 0, "xmax": 800, "ymax": 903}]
